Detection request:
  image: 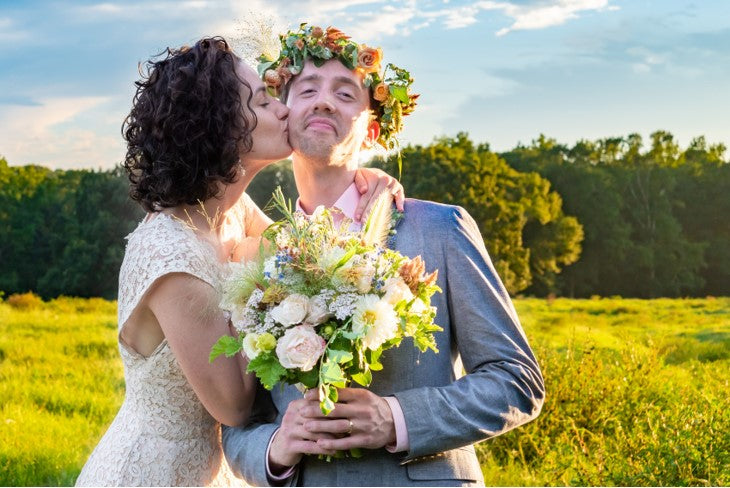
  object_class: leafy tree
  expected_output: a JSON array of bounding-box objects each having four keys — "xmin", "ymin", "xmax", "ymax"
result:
[
  {"xmin": 245, "ymin": 159, "xmax": 298, "ymax": 218},
  {"xmin": 673, "ymin": 137, "xmax": 730, "ymax": 295},
  {"xmin": 37, "ymin": 168, "xmax": 143, "ymax": 298},
  {"xmin": 371, "ymin": 133, "xmax": 583, "ymax": 294},
  {"xmin": 0, "ymin": 161, "xmax": 142, "ymax": 299},
  {"xmin": 503, "ymin": 131, "xmax": 716, "ymax": 297},
  {"xmin": 3, "ymin": 127, "xmax": 727, "ymax": 299}
]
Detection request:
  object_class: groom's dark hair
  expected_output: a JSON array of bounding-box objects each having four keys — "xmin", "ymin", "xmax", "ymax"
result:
[{"xmin": 123, "ymin": 37, "xmax": 256, "ymax": 212}]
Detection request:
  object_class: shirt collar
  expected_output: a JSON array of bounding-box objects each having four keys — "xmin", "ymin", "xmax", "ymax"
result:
[{"xmin": 296, "ymin": 182, "xmax": 362, "ymax": 230}]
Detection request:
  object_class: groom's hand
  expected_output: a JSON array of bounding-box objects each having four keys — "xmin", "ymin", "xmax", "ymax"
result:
[
  {"xmin": 269, "ymin": 397, "xmax": 337, "ymax": 471},
  {"xmin": 304, "ymin": 388, "xmax": 397, "ymax": 451}
]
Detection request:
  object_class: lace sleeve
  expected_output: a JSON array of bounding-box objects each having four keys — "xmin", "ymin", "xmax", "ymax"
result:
[{"xmin": 117, "ymin": 215, "xmax": 224, "ymax": 331}]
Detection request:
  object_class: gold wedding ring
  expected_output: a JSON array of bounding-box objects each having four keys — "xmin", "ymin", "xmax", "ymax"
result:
[{"xmin": 346, "ymin": 419, "xmax": 354, "ymax": 435}]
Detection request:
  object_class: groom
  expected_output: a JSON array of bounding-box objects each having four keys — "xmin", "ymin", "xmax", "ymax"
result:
[{"xmin": 223, "ymin": 25, "xmax": 544, "ymax": 487}]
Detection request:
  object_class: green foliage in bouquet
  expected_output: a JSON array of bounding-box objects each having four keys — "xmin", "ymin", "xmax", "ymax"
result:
[{"xmin": 211, "ymin": 187, "xmax": 442, "ymax": 414}]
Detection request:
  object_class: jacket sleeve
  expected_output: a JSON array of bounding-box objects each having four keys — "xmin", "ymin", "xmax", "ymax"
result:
[
  {"xmin": 393, "ymin": 205, "xmax": 545, "ymax": 460},
  {"xmin": 222, "ymin": 382, "xmax": 297, "ymax": 487}
]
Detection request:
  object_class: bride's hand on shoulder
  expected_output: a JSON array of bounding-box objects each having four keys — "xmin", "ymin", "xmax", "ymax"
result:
[{"xmin": 353, "ymin": 167, "xmax": 405, "ymax": 222}]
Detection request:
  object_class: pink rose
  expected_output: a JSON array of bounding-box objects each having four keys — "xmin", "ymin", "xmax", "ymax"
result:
[{"xmin": 275, "ymin": 325, "xmax": 326, "ymax": 371}]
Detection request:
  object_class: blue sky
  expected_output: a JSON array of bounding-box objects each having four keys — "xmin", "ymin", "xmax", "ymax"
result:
[{"xmin": 0, "ymin": 0, "xmax": 728, "ymax": 169}]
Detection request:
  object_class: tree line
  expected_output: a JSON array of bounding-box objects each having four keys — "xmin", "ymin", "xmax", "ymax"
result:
[{"xmin": 1, "ymin": 130, "xmax": 727, "ymax": 299}]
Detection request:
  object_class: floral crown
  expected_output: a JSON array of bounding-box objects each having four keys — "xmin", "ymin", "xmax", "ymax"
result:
[{"xmin": 256, "ymin": 23, "xmax": 418, "ymax": 150}]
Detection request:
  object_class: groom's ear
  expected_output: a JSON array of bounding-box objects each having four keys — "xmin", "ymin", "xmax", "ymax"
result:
[{"xmin": 363, "ymin": 119, "xmax": 380, "ymax": 149}]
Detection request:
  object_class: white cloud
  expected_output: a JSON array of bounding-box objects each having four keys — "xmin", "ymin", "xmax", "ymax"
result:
[
  {"xmin": 420, "ymin": 5, "xmax": 481, "ymax": 29},
  {"xmin": 224, "ymin": 0, "xmax": 618, "ymax": 43},
  {"xmin": 0, "ymin": 97, "xmax": 123, "ymax": 169},
  {"xmin": 442, "ymin": 6, "xmax": 481, "ymax": 28},
  {"xmin": 632, "ymin": 63, "xmax": 651, "ymax": 74},
  {"xmin": 374, "ymin": 0, "xmax": 619, "ymax": 35},
  {"xmin": 474, "ymin": 0, "xmax": 617, "ymax": 36},
  {"xmin": 626, "ymin": 46, "xmax": 671, "ymax": 75},
  {"xmin": 346, "ymin": 4, "xmax": 419, "ymax": 39},
  {"xmin": 0, "ymin": 16, "xmax": 30, "ymax": 43},
  {"xmin": 228, "ymin": 0, "xmax": 413, "ymax": 42},
  {"xmin": 80, "ymin": 1, "xmax": 210, "ymax": 19},
  {"xmin": 86, "ymin": 3, "xmax": 123, "ymax": 14},
  {"xmin": 626, "ymin": 46, "xmax": 705, "ymax": 79},
  {"xmin": 626, "ymin": 46, "xmax": 667, "ymax": 66}
]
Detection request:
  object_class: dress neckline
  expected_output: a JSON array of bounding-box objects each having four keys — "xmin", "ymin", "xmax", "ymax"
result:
[{"xmin": 141, "ymin": 212, "xmax": 235, "ymax": 265}]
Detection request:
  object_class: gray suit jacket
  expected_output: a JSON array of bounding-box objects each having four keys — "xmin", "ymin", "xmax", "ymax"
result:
[{"xmin": 223, "ymin": 199, "xmax": 545, "ymax": 486}]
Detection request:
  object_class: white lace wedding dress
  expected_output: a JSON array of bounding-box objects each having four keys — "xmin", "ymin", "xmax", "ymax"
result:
[{"xmin": 75, "ymin": 212, "xmax": 245, "ymax": 487}]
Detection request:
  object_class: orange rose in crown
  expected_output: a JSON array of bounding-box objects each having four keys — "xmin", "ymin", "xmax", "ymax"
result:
[
  {"xmin": 264, "ymin": 69, "xmax": 282, "ymax": 89},
  {"xmin": 357, "ymin": 46, "xmax": 382, "ymax": 74},
  {"xmin": 373, "ymin": 82, "xmax": 389, "ymax": 102}
]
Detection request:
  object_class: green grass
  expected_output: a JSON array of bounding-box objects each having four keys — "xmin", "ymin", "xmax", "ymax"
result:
[
  {"xmin": 478, "ymin": 297, "xmax": 730, "ymax": 486},
  {"xmin": 0, "ymin": 297, "xmax": 123, "ymax": 486},
  {"xmin": 0, "ymin": 296, "xmax": 728, "ymax": 486}
]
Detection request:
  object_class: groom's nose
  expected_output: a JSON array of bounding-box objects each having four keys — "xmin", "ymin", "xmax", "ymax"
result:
[{"xmin": 312, "ymin": 90, "xmax": 336, "ymax": 114}]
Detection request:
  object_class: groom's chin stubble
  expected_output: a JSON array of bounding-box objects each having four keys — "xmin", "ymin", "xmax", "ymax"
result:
[{"xmin": 296, "ymin": 137, "xmax": 337, "ymax": 163}]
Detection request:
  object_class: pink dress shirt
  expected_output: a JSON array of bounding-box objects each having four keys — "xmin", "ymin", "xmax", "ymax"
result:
[{"xmin": 267, "ymin": 183, "xmax": 409, "ymax": 481}]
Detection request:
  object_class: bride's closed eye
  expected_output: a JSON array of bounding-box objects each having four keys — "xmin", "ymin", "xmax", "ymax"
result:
[{"xmin": 257, "ymin": 93, "xmax": 272, "ymax": 108}]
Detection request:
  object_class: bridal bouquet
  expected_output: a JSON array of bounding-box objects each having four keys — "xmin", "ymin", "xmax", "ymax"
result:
[{"xmin": 210, "ymin": 188, "xmax": 442, "ymax": 414}]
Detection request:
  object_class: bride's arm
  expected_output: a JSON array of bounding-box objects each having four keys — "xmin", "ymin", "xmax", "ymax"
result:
[
  {"xmin": 145, "ymin": 273, "xmax": 255, "ymax": 426},
  {"xmin": 240, "ymin": 167, "xmax": 405, "ymax": 236}
]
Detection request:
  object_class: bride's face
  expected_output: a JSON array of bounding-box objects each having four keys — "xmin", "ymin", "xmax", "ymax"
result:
[{"xmin": 237, "ymin": 62, "xmax": 292, "ymax": 169}]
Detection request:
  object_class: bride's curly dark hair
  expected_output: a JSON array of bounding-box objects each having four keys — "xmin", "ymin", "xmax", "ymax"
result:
[{"xmin": 122, "ymin": 37, "xmax": 256, "ymax": 212}]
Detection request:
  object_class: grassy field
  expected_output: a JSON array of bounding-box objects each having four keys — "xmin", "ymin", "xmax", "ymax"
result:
[{"xmin": 0, "ymin": 295, "xmax": 728, "ymax": 486}]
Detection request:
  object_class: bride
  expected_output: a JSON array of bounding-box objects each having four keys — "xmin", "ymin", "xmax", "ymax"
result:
[{"xmin": 75, "ymin": 36, "xmax": 403, "ymax": 486}]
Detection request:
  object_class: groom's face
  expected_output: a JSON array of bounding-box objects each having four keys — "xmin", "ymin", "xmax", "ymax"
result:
[{"xmin": 286, "ymin": 59, "xmax": 375, "ymax": 164}]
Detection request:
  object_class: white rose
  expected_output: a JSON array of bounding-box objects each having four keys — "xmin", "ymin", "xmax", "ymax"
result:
[
  {"xmin": 382, "ymin": 276, "xmax": 413, "ymax": 305},
  {"xmin": 306, "ymin": 294, "xmax": 332, "ymax": 325},
  {"xmin": 270, "ymin": 293, "xmax": 309, "ymax": 326},
  {"xmin": 275, "ymin": 325, "xmax": 326, "ymax": 371},
  {"xmin": 351, "ymin": 295, "xmax": 399, "ymax": 350},
  {"xmin": 241, "ymin": 333, "xmax": 261, "ymax": 360}
]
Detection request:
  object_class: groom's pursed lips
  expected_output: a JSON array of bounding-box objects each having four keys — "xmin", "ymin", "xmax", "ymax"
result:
[{"xmin": 305, "ymin": 116, "xmax": 337, "ymax": 134}]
